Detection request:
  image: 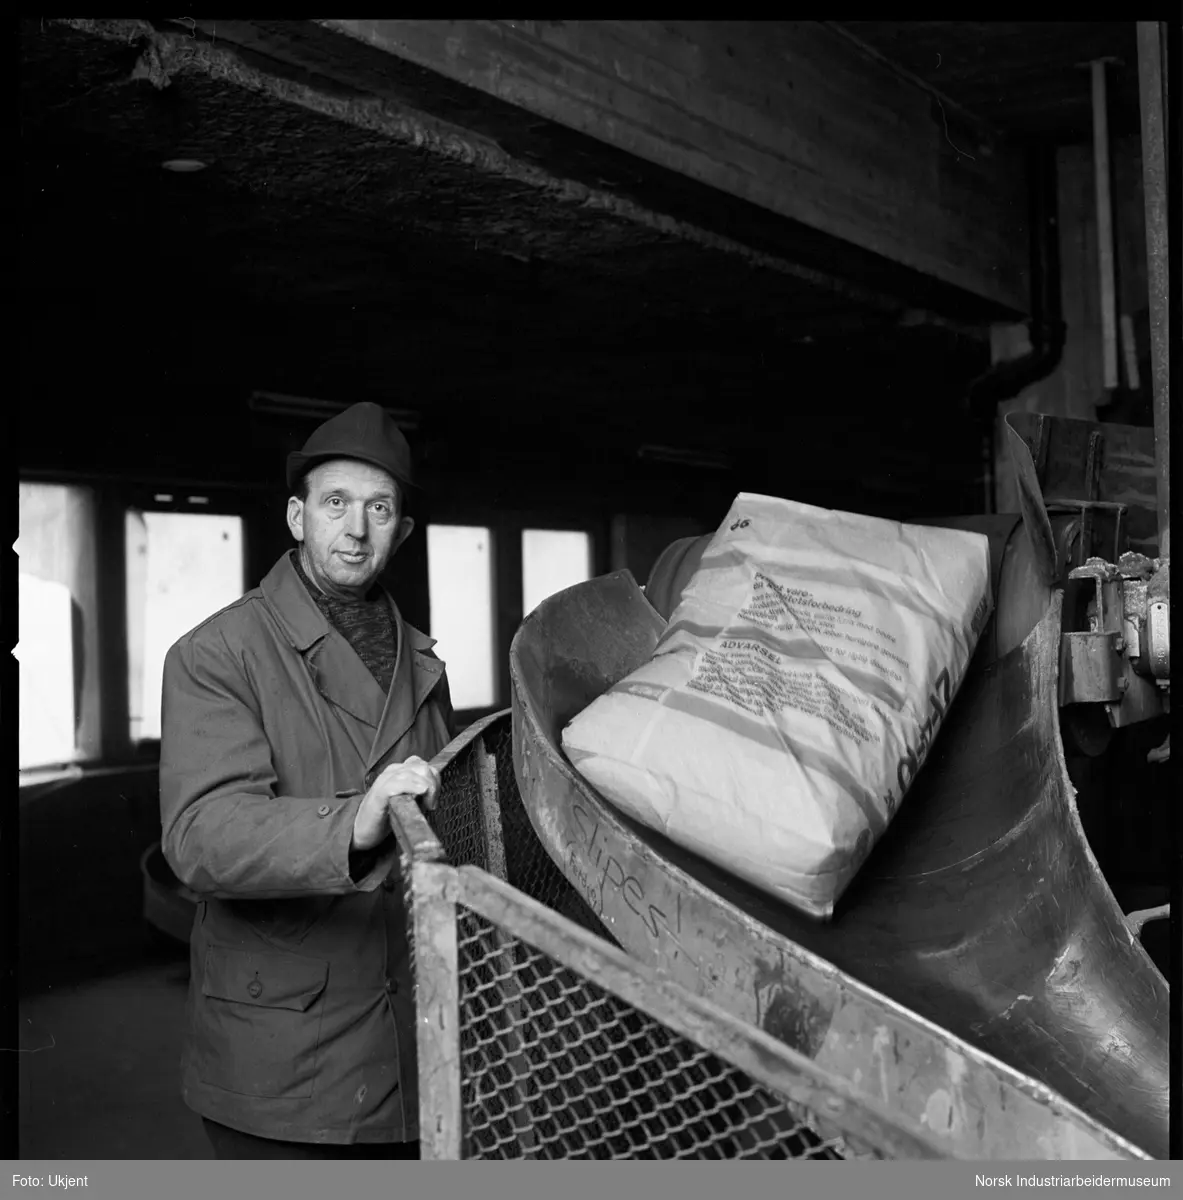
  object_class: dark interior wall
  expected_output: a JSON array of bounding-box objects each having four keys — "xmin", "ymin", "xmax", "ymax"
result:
[
  {"xmin": 611, "ymin": 514, "xmax": 716, "ymax": 586},
  {"xmin": 21, "ymin": 292, "xmax": 992, "ymax": 516},
  {"xmin": 18, "ymin": 767, "xmax": 162, "ymax": 992}
]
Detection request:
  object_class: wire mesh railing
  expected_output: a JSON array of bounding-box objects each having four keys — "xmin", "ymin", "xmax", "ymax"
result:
[
  {"xmin": 387, "ymin": 723, "xmax": 946, "ymax": 1161},
  {"xmin": 397, "ymin": 854, "xmax": 944, "ymax": 1162},
  {"xmin": 423, "ymin": 711, "xmax": 611, "ymax": 935},
  {"xmin": 453, "ymin": 903, "xmax": 849, "ymax": 1160}
]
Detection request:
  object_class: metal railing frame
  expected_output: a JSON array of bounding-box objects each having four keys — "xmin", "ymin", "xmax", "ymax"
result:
[{"xmin": 388, "ymin": 788, "xmax": 947, "ymax": 1161}]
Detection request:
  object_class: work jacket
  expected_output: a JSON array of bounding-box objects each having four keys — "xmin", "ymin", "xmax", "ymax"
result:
[{"xmin": 159, "ymin": 550, "xmax": 454, "ymax": 1145}]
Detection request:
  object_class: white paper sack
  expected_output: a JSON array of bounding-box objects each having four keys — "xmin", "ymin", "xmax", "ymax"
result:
[{"xmin": 561, "ymin": 493, "xmax": 993, "ymax": 919}]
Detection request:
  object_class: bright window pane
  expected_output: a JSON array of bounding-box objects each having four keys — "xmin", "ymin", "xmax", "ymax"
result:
[
  {"xmin": 17, "ymin": 483, "xmax": 99, "ymax": 769},
  {"xmin": 127, "ymin": 510, "xmax": 245, "ymax": 743},
  {"xmin": 522, "ymin": 529, "xmax": 592, "ymax": 616},
  {"xmin": 427, "ymin": 525, "xmax": 496, "ymax": 710},
  {"xmin": 17, "ymin": 575, "xmax": 76, "ymax": 768}
]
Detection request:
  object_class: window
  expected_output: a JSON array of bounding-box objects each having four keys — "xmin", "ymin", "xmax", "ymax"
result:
[
  {"xmin": 522, "ymin": 529, "xmax": 593, "ymax": 616},
  {"xmin": 426, "ymin": 525, "xmax": 496, "ymax": 711},
  {"xmin": 17, "ymin": 483, "xmax": 101, "ymax": 769},
  {"xmin": 126, "ymin": 510, "xmax": 245, "ymax": 743}
]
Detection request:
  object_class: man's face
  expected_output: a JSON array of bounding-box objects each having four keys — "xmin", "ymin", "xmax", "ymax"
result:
[{"xmin": 286, "ymin": 459, "xmax": 414, "ymax": 600}]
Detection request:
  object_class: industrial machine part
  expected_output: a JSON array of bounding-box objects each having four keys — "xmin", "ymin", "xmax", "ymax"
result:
[
  {"xmin": 1059, "ymin": 553, "xmax": 1171, "ymax": 731},
  {"xmin": 998, "ymin": 412, "xmax": 1171, "ymax": 749}
]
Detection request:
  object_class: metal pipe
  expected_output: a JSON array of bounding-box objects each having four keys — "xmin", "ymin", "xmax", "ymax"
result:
[
  {"xmin": 966, "ymin": 146, "xmax": 1065, "ymax": 514},
  {"xmin": 1091, "ymin": 59, "xmax": 1120, "ymax": 392},
  {"xmin": 1137, "ymin": 22, "xmax": 1170, "ymax": 559},
  {"xmin": 966, "ymin": 147, "xmax": 1065, "ymax": 424}
]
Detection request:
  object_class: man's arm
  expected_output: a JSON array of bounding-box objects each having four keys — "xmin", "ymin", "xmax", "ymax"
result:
[{"xmin": 159, "ymin": 631, "xmax": 397, "ymax": 900}]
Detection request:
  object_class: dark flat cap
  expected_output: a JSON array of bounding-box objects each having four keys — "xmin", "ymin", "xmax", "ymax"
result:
[{"xmin": 286, "ymin": 402, "xmax": 418, "ymax": 493}]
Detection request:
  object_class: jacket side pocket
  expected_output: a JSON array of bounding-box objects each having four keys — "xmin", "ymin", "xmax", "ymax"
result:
[{"xmin": 194, "ymin": 946, "xmax": 330, "ymax": 1099}]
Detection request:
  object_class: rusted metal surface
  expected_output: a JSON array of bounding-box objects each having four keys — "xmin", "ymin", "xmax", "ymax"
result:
[
  {"xmin": 407, "ymin": 860, "xmax": 463, "ymax": 1161},
  {"xmin": 1146, "ymin": 601, "xmax": 1169, "ymax": 680},
  {"xmin": 1060, "ymin": 556, "xmax": 1170, "ymax": 726},
  {"xmin": 448, "ymin": 865, "xmax": 952, "ymax": 1159},
  {"xmin": 1059, "ymin": 631, "xmax": 1125, "ymax": 704},
  {"xmin": 510, "ymin": 570, "xmax": 1164, "ymax": 1159},
  {"xmin": 1116, "ymin": 557, "xmax": 1170, "ymax": 689},
  {"xmin": 392, "ymin": 767, "xmax": 951, "ymax": 1159},
  {"xmin": 1006, "ymin": 413, "xmax": 1162, "ymax": 557}
]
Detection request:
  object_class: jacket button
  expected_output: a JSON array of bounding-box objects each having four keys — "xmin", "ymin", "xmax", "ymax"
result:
[
  {"xmin": 382, "ymin": 878, "xmax": 397, "ymax": 892},
  {"xmin": 247, "ymin": 980, "xmax": 263, "ymax": 999},
  {"xmin": 385, "ymin": 978, "xmax": 398, "ymax": 995},
  {"xmin": 317, "ymin": 804, "xmax": 331, "ymax": 818}
]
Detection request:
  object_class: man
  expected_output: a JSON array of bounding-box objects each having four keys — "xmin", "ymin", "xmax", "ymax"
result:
[{"xmin": 159, "ymin": 402, "xmax": 455, "ymax": 1159}]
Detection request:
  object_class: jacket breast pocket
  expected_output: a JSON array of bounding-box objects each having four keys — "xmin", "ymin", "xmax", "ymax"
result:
[{"xmin": 194, "ymin": 946, "xmax": 330, "ymax": 1100}]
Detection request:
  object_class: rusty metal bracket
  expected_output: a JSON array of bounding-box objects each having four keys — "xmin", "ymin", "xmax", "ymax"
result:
[
  {"xmin": 1060, "ymin": 631, "xmax": 1125, "ymax": 705},
  {"xmin": 1061, "ymin": 557, "xmax": 1168, "ymax": 725},
  {"xmin": 1067, "ymin": 557, "xmax": 1124, "ymax": 632},
  {"xmin": 1061, "ymin": 560, "xmax": 1125, "ymax": 708}
]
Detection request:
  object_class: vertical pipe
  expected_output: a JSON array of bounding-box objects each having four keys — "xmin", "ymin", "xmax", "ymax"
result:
[
  {"xmin": 1136, "ymin": 22, "xmax": 1170, "ymax": 559},
  {"xmin": 1090, "ymin": 60, "xmax": 1120, "ymax": 392}
]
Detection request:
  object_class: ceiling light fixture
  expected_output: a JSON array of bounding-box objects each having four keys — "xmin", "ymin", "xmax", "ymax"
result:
[
  {"xmin": 161, "ymin": 158, "xmax": 208, "ymax": 173},
  {"xmin": 636, "ymin": 444, "xmax": 734, "ymax": 471}
]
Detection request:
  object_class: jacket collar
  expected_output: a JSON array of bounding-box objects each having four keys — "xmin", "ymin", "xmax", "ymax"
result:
[
  {"xmin": 260, "ymin": 550, "xmax": 437, "ymax": 658},
  {"xmin": 259, "ymin": 552, "xmax": 444, "ymax": 767}
]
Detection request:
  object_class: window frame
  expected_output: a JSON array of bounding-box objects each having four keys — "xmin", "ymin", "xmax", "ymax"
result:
[
  {"xmin": 15, "ymin": 481, "xmax": 102, "ymax": 774},
  {"xmin": 520, "ymin": 526, "xmax": 598, "ymax": 623},
  {"xmin": 425, "ymin": 503, "xmax": 608, "ymax": 730},
  {"xmin": 18, "ymin": 472, "xmax": 611, "ymax": 774},
  {"xmin": 424, "ymin": 522, "xmax": 501, "ymax": 719},
  {"xmin": 123, "ymin": 496, "xmax": 251, "ymax": 751},
  {"xmin": 18, "ymin": 471, "xmax": 261, "ymax": 779}
]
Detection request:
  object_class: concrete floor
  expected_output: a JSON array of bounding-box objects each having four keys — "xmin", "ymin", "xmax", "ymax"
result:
[{"xmin": 18, "ymin": 949, "xmax": 213, "ymax": 1160}]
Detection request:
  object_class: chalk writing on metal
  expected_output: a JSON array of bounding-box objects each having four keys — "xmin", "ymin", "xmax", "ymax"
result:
[{"xmin": 566, "ymin": 801, "xmax": 682, "ymax": 942}]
